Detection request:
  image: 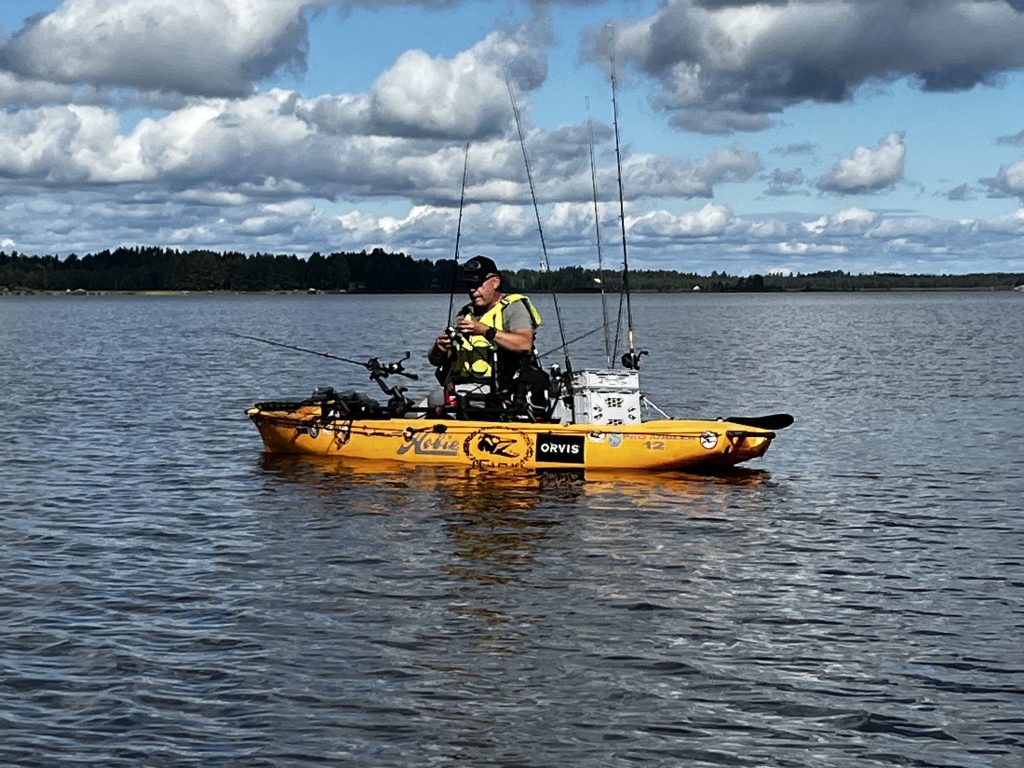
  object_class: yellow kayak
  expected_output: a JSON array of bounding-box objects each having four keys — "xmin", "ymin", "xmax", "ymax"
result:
[{"xmin": 245, "ymin": 400, "xmax": 783, "ymax": 472}]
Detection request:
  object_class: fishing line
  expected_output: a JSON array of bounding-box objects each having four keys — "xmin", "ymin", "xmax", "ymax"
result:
[
  {"xmin": 586, "ymin": 97, "xmax": 613, "ymax": 368},
  {"xmin": 505, "ymin": 70, "xmax": 571, "ymax": 373},
  {"xmin": 537, "ymin": 320, "xmax": 617, "ymax": 361},
  {"xmin": 447, "ymin": 142, "xmax": 470, "ymax": 326},
  {"xmin": 609, "ymin": 41, "xmax": 642, "ymax": 370},
  {"xmin": 226, "ymin": 331, "xmax": 418, "ymax": 379},
  {"xmin": 227, "ymin": 331, "xmax": 369, "ymax": 366}
]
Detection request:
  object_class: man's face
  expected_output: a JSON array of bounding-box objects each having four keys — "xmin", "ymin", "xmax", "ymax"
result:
[{"xmin": 465, "ymin": 274, "xmax": 500, "ymax": 310}]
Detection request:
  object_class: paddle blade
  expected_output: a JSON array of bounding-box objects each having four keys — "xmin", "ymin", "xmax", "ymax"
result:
[{"xmin": 723, "ymin": 413, "xmax": 794, "ymax": 431}]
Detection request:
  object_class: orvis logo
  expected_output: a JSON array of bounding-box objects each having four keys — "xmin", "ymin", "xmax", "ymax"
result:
[{"xmin": 536, "ymin": 434, "xmax": 585, "ymax": 464}]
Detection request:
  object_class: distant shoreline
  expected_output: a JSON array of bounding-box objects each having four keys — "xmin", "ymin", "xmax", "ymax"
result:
[
  {"xmin": 3, "ymin": 247, "xmax": 1022, "ymax": 294},
  {"xmin": 4, "ymin": 285, "xmax": 1023, "ymax": 297}
]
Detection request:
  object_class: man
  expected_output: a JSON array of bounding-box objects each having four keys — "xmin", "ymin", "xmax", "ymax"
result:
[{"xmin": 428, "ymin": 255, "xmax": 544, "ymax": 408}]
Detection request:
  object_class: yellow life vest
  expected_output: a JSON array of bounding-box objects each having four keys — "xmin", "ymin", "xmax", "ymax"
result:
[{"xmin": 451, "ymin": 293, "xmax": 542, "ymax": 380}]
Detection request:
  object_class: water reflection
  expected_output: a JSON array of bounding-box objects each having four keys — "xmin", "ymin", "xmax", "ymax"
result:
[
  {"xmin": 256, "ymin": 454, "xmax": 776, "ymax": 588},
  {"xmin": 251, "ymin": 455, "xmax": 788, "ymax": 664},
  {"xmin": 258, "ymin": 454, "xmax": 566, "ymax": 584},
  {"xmin": 258, "ymin": 453, "xmax": 772, "ymax": 496},
  {"xmin": 257, "ymin": 454, "xmax": 773, "ymax": 516}
]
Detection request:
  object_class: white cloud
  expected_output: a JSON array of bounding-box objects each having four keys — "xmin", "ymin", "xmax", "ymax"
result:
[
  {"xmin": 770, "ymin": 241, "xmax": 847, "ymax": 256},
  {"xmin": 978, "ymin": 207, "xmax": 1024, "ymax": 234},
  {"xmin": 629, "ymin": 202, "xmax": 732, "ymax": 238},
  {"xmin": 590, "ymin": 0, "xmax": 1024, "ymax": 133},
  {"xmin": 832, "ymin": 206, "xmax": 877, "ymax": 230},
  {"xmin": 801, "ymin": 206, "xmax": 876, "ymax": 235},
  {"xmin": 0, "ymin": 0, "xmax": 1021, "ymax": 277},
  {"xmin": 0, "ymin": 91, "xmax": 319, "ymax": 185},
  {"xmin": 299, "ymin": 21, "xmax": 548, "ymax": 142},
  {"xmin": 866, "ymin": 216, "xmax": 961, "ymax": 239},
  {"xmin": 744, "ymin": 218, "xmax": 788, "ymax": 238},
  {"xmin": 981, "ymin": 158, "xmax": 1024, "ymax": 197},
  {"xmin": 818, "ymin": 132, "xmax": 905, "ymax": 194},
  {"xmin": 0, "ymin": 70, "xmax": 83, "ymax": 104},
  {"xmin": 621, "ymin": 145, "xmax": 761, "ymax": 199},
  {"xmin": 0, "ymin": 0, "xmax": 311, "ymax": 96},
  {"xmin": 2, "ymin": 183, "xmax": 1021, "ymax": 275},
  {"xmin": 370, "ymin": 26, "xmax": 546, "ymax": 139},
  {"xmin": 0, "ymin": 79, "xmax": 752, "ymax": 209}
]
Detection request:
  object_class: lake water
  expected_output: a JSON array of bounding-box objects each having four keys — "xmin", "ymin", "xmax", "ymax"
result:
[{"xmin": 1, "ymin": 291, "xmax": 1022, "ymax": 767}]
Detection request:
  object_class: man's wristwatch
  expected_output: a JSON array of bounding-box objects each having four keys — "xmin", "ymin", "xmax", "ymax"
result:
[{"xmin": 484, "ymin": 326, "xmax": 497, "ymax": 342}]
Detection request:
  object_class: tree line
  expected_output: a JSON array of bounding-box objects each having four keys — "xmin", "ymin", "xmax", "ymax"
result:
[
  {"xmin": 2, "ymin": 246, "xmax": 1022, "ymax": 293},
  {"xmin": 0, "ymin": 247, "xmax": 436, "ymax": 293}
]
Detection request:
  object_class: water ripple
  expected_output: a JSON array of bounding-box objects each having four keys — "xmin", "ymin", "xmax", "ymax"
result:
[{"xmin": 1, "ymin": 293, "xmax": 1022, "ymax": 767}]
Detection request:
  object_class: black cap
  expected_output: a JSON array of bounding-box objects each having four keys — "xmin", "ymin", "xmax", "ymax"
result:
[{"xmin": 461, "ymin": 255, "xmax": 500, "ymax": 284}]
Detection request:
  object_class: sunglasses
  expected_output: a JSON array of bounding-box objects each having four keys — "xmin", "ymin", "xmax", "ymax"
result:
[{"xmin": 464, "ymin": 274, "xmax": 498, "ymax": 289}]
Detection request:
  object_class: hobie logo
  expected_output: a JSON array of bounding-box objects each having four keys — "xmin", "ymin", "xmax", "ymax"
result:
[
  {"xmin": 537, "ymin": 434, "xmax": 585, "ymax": 464},
  {"xmin": 396, "ymin": 433, "xmax": 460, "ymax": 456}
]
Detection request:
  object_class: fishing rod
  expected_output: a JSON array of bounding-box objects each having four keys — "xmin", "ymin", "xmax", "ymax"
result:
[
  {"xmin": 609, "ymin": 46, "xmax": 644, "ymax": 370},
  {"xmin": 447, "ymin": 142, "xmax": 471, "ymax": 326},
  {"xmin": 586, "ymin": 97, "xmax": 613, "ymax": 368},
  {"xmin": 505, "ymin": 70, "xmax": 572, "ymax": 375},
  {"xmin": 226, "ymin": 331, "xmax": 418, "ymax": 379},
  {"xmin": 536, "ymin": 319, "xmax": 617, "ymax": 361}
]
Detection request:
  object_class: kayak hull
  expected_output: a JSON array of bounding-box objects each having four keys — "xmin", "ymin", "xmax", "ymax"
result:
[{"xmin": 245, "ymin": 403, "xmax": 776, "ymax": 472}]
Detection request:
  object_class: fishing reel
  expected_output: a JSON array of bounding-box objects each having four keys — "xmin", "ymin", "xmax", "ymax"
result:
[
  {"xmin": 547, "ymin": 363, "xmax": 569, "ymax": 390},
  {"xmin": 365, "ymin": 351, "xmax": 419, "ymax": 381},
  {"xmin": 444, "ymin": 326, "xmax": 465, "ymax": 346},
  {"xmin": 621, "ymin": 349, "xmax": 648, "ymax": 370},
  {"xmin": 365, "ymin": 352, "xmax": 418, "ymax": 416}
]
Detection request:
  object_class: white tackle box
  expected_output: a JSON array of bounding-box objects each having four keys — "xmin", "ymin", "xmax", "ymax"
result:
[{"xmin": 570, "ymin": 369, "xmax": 642, "ymax": 425}]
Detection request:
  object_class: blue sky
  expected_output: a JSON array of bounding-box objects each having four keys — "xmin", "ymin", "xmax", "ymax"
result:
[{"xmin": 2, "ymin": 1, "xmax": 1024, "ymax": 275}]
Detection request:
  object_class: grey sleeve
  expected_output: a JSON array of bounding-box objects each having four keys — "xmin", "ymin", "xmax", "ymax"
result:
[{"xmin": 501, "ymin": 300, "xmax": 535, "ymax": 332}]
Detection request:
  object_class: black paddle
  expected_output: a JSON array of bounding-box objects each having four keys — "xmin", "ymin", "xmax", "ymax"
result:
[{"xmin": 722, "ymin": 413, "xmax": 794, "ymax": 431}]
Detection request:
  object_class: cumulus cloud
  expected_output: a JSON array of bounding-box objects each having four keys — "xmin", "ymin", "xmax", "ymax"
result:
[
  {"xmin": 0, "ymin": 91, "xmax": 317, "ymax": 186},
  {"xmin": 0, "ymin": 0, "xmax": 554, "ymax": 107},
  {"xmin": 832, "ymin": 206, "xmax": 877, "ymax": 230},
  {"xmin": 1, "ymin": 0, "xmax": 1021, "ymax": 276},
  {"xmin": 629, "ymin": 202, "xmax": 732, "ymax": 238},
  {"xmin": 982, "ymin": 159, "xmax": 1024, "ymax": 197},
  {"xmin": 0, "ymin": 77, "xmax": 755, "ymax": 219},
  {"xmin": 866, "ymin": 215, "xmax": 962, "ymax": 240},
  {"xmin": 588, "ymin": 0, "xmax": 1024, "ymax": 133},
  {"xmin": 299, "ymin": 23, "xmax": 547, "ymax": 140},
  {"xmin": 977, "ymin": 207, "xmax": 1024, "ymax": 234},
  {"xmin": 0, "ymin": 0, "xmax": 312, "ymax": 97},
  {"xmin": 2, "ymin": 178, "xmax": 1019, "ymax": 274},
  {"xmin": 817, "ymin": 132, "xmax": 905, "ymax": 194},
  {"xmin": 620, "ymin": 145, "xmax": 761, "ymax": 198},
  {"xmin": 0, "ymin": 70, "xmax": 87, "ymax": 105},
  {"xmin": 801, "ymin": 206, "xmax": 876, "ymax": 236}
]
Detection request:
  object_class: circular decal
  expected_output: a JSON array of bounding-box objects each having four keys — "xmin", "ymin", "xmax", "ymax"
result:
[
  {"xmin": 699, "ymin": 431, "xmax": 718, "ymax": 450},
  {"xmin": 463, "ymin": 429, "xmax": 534, "ymax": 467}
]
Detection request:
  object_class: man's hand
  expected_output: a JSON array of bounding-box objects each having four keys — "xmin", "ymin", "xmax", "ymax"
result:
[
  {"xmin": 428, "ymin": 332, "xmax": 453, "ymax": 366},
  {"xmin": 455, "ymin": 316, "xmax": 485, "ymax": 336}
]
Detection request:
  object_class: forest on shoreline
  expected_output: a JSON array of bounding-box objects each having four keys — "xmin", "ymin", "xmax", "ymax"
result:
[{"xmin": 2, "ymin": 246, "xmax": 1022, "ymax": 294}]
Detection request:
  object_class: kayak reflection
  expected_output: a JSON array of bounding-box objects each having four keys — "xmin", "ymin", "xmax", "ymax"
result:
[{"xmin": 255, "ymin": 455, "xmax": 778, "ymax": 649}]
